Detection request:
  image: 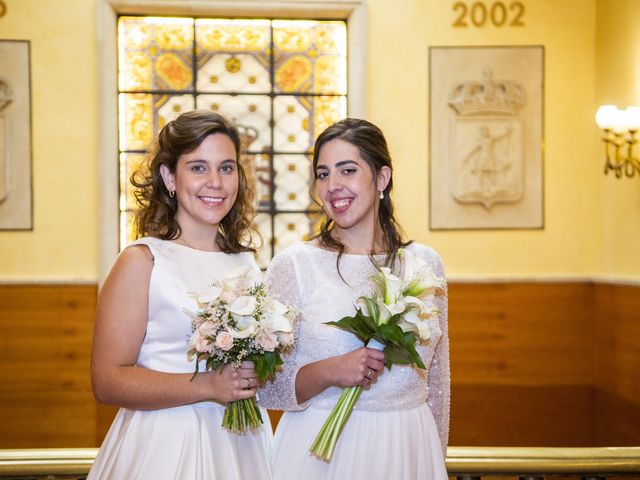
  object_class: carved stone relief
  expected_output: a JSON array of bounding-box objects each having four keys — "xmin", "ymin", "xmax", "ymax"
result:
[
  {"xmin": 0, "ymin": 40, "xmax": 32, "ymax": 230},
  {"xmin": 430, "ymin": 46, "xmax": 543, "ymax": 229}
]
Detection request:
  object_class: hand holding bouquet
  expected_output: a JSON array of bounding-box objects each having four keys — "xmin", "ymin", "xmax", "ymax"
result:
[
  {"xmin": 310, "ymin": 248, "xmax": 445, "ymax": 461},
  {"xmin": 187, "ymin": 265, "xmax": 295, "ymax": 432}
]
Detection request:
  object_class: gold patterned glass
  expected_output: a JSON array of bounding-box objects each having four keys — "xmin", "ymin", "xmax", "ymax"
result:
[{"xmin": 118, "ymin": 16, "xmax": 347, "ymax": 265}]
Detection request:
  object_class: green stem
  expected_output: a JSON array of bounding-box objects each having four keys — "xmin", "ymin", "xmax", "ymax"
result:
[
  {"xmin": 309, "ymin": 386, "xmax": 362, "ymax": 462},
  {"xmin": 222, "ymin": 398, "xmax": 263, "ymax": 432}
]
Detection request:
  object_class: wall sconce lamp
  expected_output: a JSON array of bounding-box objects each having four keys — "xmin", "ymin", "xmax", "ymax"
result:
[{"xmin": 595, "ymin": 105, "xmax": 640, "ymax": 178}]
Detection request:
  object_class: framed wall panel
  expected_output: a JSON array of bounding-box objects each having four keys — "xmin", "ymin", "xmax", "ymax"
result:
[
  {"xmin": 429, "ymin": 46, "xmax": 544, "ymax": 230},
  {"xmin": 0, "ymin": 40, "xmax": 32, "ymax": 230}
]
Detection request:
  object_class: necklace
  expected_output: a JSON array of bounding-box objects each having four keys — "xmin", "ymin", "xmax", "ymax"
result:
[
  {"xmin": 175, "ymin": 235, "xmax": 219, "ymax": 252},
  {"xmin": 177, "ymin": 236, "xmax": 196, "ymax": 249}
]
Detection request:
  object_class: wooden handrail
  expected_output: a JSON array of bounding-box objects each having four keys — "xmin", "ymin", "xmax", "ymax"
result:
[
  {"xmin": 0, "ymin": 446, "xmax": 639, "ymax": 477},
  {"xmin": 446, "ymin": 446, "xmax": 640, "ymax": 475}
]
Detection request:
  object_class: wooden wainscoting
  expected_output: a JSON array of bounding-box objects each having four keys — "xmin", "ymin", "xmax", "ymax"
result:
[
  {"xmin": 593, "ymin": 283, "xmax": 640, "ymax": 446},
  {"xmin": 0, "ymin": 281, "xmax": 638, "ymax": 448},
  {"xmin": 0, "ymin": 284, "xmax": 97, "ymax": 448}
]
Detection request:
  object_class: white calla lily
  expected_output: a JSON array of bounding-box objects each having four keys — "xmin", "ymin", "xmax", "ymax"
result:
[
  {"xmin": 229, "ymin": 315, "xmax": 259, "ymax": 338},
  {"xmin": 400, "ymin": 309, "xmax": 432, "ymax": 340},
  {"xmin": 193, "ymin": 286, "xmax": 222, "ymax": 305},
  {"xmin": 356, "ymin": 297, "xmax": 370, "ymax": 317},
  {"xmin": 376, "ymin": 297, "xmax": 392, "ymax": 324},
  {"xmin": 386, "ymin": 299, "xmax": 407, "ymax": 315},
  {"xmin": 227, "ymin": 295, "xmax": 257, "ymax": 316},
  {"xmin": 262, "ymin": 298, "xmax": 293, "ymax": 332},
  {"xmin": 380, "ymin": 267, "xmax": 403, "ymax": 305}
]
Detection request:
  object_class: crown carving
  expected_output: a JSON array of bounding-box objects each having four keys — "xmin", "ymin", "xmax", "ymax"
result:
[{"xmin": 448, "ymin": 69, "xmax": 525, "ymax": 116}]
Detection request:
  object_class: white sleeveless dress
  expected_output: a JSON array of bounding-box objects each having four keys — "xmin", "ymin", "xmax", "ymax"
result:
[
  {"xmin": 259, "ymin": 243, "xmax": 449, "ymax": 480},
  {"xmin": 88, "ymin": 237, "xmax": 272, "ymax": 480}
]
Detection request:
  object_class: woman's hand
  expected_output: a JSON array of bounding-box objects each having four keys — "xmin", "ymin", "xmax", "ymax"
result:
[
  {"xmin": 331, "ymin": 347, "xmax": 385, "ymax": 389},
  {"xmin": 200, "ymin": 361, "xmax": 259, "ymax": 404},
  {"xmin": 295, "ymin": 347, "xmax": 386, "ymax": 404}
]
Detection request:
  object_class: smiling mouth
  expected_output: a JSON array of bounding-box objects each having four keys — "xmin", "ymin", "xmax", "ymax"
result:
[
  {"xmin": 199, "ymin": 196, "xmax": 225, "ymax": 205},
  {"xmin": 331, "ymin": 198, "xmax": 353, "ymax": 209}
]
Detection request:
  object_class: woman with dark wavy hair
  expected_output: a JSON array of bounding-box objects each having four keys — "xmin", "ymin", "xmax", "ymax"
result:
[
  {"xmin": 260, "ymin": 118, "xmax": 449, "ymax": 479},
  {"xmin": 89, "ymin": 110, "xmax": 271, "ymax": 479}
]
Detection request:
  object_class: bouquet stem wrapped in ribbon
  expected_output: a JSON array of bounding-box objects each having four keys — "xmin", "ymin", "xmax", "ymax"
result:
[
  {"xmin": 186, "ymin": 265, "xmax": 295, "ymax": 432},
  {"xmin": 309, "ymin": 248, "xmax": 445, "ymax": 462}
]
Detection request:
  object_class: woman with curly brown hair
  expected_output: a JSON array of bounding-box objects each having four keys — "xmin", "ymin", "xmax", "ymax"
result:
[{"xmin": 88, "ymin": 110, "xmax": 272, "ymax": 479}]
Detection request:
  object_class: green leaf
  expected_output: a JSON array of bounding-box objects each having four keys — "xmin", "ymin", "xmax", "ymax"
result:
[
  {"xmin": 324, "ymin": 305, "xmax": 427, "ymax": 372},
  {"xmin": 251, "ymin": 351, "xmax": 283, "ymax": 383},
  {"xmin": 324, "ymin": 309, "xmax": 377, "ymax": 342},
  {"xmin": 362, "ymin": 297, "xmax": 380, "ymax": 324}
]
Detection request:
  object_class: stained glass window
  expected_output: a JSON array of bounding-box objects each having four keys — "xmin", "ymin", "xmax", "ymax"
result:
[{"xmin": 117, "ymin": 16, "xmax": 347, "ymax": 266}]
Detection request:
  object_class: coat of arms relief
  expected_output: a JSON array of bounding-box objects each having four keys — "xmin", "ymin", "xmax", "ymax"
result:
[
  {"xmin": 429, "ymin": 46, "xmax": 543, "ymax": 230},
  {"xmin": 448, "ymin": 69, "xmax": 526, "ymax": 209}
]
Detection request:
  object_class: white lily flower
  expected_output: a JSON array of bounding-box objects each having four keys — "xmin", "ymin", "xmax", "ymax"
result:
[
  {"xmin": 376, "ymin": 297, "xmax": 392, "ymax": 324},
  {"xmin": 229, "ymin": 315, "xmax": 258, "ymax": 338},
  {"xmin": 262, "ymin": 298, "xmax": 293, "ymax": 332},
  {"xmin": 404, "ymin": 296, "xmax": 428, "ymax": 312},
  {"xmin": 356, "ymin": 297, "xmax": 370, "ymax": 316},
  {"xmin": 193, "ymin": 286, "xmax": 222, "ymax": 305},
  {"xmin": 376, "ymin": 297, "xmax": 406, "ymax": 324},
  {"xmin": 399, "ymin": 309, "xmax": 432, "ymax": 340},
  {"xmin": 380, "ymin": 267, "xmax": 403, "ymax": 305},
  {"xmin": 398, "ymin": 248, "xmax": 445, "ymax": 298},
  {"xmin": 228, "ymin": 295, "xmax": 257, "ymax": 316},
  {"xmin": 386, "ymin": 299, "xmax": 406, "ymax": 316}
]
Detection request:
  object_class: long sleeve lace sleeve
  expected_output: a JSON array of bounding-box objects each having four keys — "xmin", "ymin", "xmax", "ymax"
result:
[
  {"xmin": 258, "ymin": 250, "xmax": 308, "ymax": 411},
  {"xmin": 426, "ymin": 253, "xmax": 450, "ymax": 455}
]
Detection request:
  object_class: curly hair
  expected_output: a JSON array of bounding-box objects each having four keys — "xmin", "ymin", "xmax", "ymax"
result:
[
  {"xmin": 311, "ymin": 117, "xmax": 410, "ymax": 270},
  {"xmin": 131, "ymin": 110, "xmax": 257, "ymax": 253}
]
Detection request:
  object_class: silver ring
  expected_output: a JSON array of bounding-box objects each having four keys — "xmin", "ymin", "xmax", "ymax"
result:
[
  {"xmin": 245, "ymin": 378, "xmax": 251, "ymax": 388},
  {"xmin": 365, "ymin": 369, "xmax": 372, "ymax": 380}
]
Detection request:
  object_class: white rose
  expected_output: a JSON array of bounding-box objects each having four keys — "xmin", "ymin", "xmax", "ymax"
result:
[
  {"xmin": 215, "ymin": 331, "xmax": 234, "ymax": 351},
  {"xmin": 257, "ymin": 332, "xmax": 279, "ymax": 352}
]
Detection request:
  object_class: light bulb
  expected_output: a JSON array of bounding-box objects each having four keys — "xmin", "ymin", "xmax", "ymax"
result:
[{"xmin": 595, "ymin": 105, "xmax": 617, "ymax": 129}]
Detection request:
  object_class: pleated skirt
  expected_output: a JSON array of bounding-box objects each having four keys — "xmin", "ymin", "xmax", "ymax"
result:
[
  {"xmin": 272, "ymin": 403, "xmax": 447, "ymax": 480},
  {"xmin": 88, "ymin": 403, "xmax": 272, "ymax": 480}
]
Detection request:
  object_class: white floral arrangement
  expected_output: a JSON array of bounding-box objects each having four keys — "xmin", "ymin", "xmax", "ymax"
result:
[{"xmin": 187, "ymin": 265, "xmax": 295, "ymax": 432}]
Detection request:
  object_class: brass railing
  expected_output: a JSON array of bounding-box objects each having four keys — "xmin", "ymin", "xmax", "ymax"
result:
[{"xmin": 0, "ymin": 446, "xmax": 638, "ymax": 478}]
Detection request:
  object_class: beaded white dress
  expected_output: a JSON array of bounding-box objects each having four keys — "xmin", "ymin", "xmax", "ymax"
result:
[
  {"xmin": 259, "ymin": 243, "xmax": 449, "ymax": 480},
  {"xmin": 88, "ymin": 237, "xmax": 272, "ymax": 480}
]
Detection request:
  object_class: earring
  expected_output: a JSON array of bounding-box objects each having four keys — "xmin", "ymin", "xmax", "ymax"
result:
[
  {"xmin": 379, "ymin": 191, "xmax": 384, "ymax": 200},
  {"xmin": 169, "ymin": 189, "xmax": 175, "ymax": 198}
]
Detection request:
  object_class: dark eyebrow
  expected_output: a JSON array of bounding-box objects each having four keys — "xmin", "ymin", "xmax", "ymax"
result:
[
  {"xmin": 335, "ymin": 160, "xmax": 358, "ymax": 168},
  {"xmin": 184, "ymin": 159, "xmax": 237, "ymax": 165},
  {"xmin": 315, "ymin": 160, "xmax": 358, "ymax": 171}
]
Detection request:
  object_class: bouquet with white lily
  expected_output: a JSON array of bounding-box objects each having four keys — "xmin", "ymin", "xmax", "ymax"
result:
[
  {"xmin": 309, "ymin": 248, "xmax": 445, "ymax": 462},
  {"xmin": 187, "ymin": 265, "xmax": 295, "ymax": 432}
]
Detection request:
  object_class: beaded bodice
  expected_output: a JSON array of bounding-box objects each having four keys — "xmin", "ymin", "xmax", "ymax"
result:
[{"xmin": 259, "ymin": 242, "xmax": 450, "ymax": 449}]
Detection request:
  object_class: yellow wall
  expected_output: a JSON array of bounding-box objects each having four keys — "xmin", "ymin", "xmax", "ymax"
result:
[
  {"xmin": 372, "ymin": 0, "xmax": 602, "ymax": 278},
  {"xmin": 0, "ymin": 0, "xmax": 97, "ymax": 281},
  {"xmin": 0, "ymin": 0, "xmax": 637, "ymax": 281},
  {"xmin": 596, "ymin": 0, "xmax": 640, "ymax": 279}
]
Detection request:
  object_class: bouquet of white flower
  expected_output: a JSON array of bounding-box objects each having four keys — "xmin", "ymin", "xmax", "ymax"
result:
[
  {"xmin": 310, "ymin": 248, "xmax": 445, "ymax": 461},
  {"xmin": 187, "ymin": 265, "xmax": 295, "ymax": 432}
]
